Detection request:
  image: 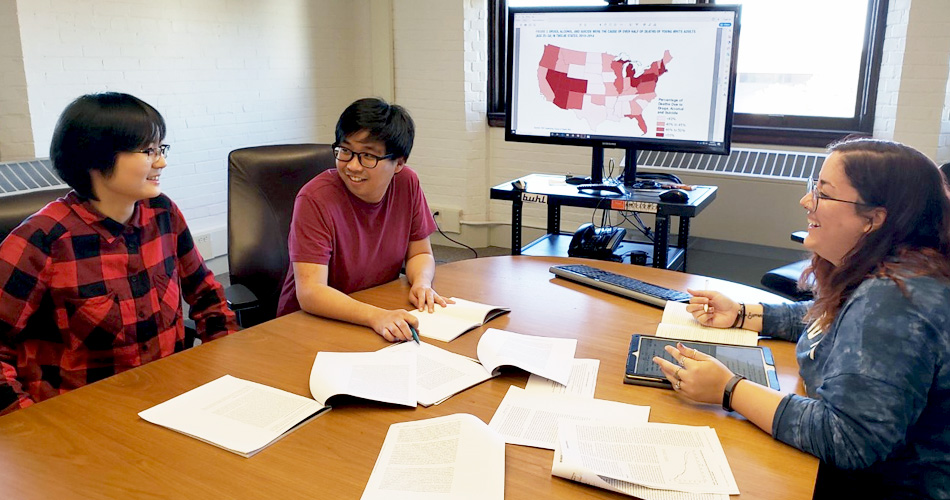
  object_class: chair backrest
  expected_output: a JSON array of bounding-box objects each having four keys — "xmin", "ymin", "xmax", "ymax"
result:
[
  {"xmin": 0, "ymin": 187, "xmax": 72, "ymax": 242},
  {"xmin": 227, "ymin": 144, "xmax": 336, "ymax": 322}
]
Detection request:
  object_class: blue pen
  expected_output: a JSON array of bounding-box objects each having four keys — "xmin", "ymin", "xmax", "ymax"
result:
[{"xmin": 409, "ymin": 325, "xmax": 420, "ymax": 344}]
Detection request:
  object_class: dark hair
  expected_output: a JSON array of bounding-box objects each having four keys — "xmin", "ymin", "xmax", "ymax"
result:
[
  {"xmin": 334, "ymin": 98, "xmax": 414, "ymax": 160},
  {"xmin": 804, "ymin": 138, "xmax": 950, "ymax": 328},
  {"xmin": 50, "ymin": 92, "xmax": 166, "ymax": 200},
  {"xmin": 941, "ymin": 162, "xmax": 950, "ymax": 183}
]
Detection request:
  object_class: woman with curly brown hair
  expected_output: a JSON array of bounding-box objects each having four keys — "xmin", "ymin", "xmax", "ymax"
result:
[{"xmin": 654, "ymin": 139, "xmax": 950, "ymax": 499}]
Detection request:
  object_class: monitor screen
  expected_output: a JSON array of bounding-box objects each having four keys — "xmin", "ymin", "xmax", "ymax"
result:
[{"xmin": 505, "ymin": 5, "xmax": 740, "ymax": 156}]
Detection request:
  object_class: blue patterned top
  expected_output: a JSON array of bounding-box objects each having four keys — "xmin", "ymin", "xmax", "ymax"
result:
[{"xmin": 763, "ymin": 275, "xmax": 950, "ymax": 498}]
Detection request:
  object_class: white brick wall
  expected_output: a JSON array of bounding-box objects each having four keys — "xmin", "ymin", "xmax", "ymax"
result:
[
  {"xmin": 0, "ymin": 0, "xmax": 35, "ymax": 161},
  {"xmin": 393, "ymin": 0, "xmax": 492, "ymax": 246},
  {"xmin": 888, "ymin": 0, "xmax": 950, "ymax": 159},
  {"xmin": 7, "ymin": 0, "xmax": 373, "ymax": 238},
  {"xmin": 940, "ymin": 69, "xmax": 950, "ymax": 164}
]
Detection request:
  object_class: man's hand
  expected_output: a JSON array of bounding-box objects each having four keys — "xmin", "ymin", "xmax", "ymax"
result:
[
  {"xmin": 408, "ymin": 283, "xmax": 452, "ymax": 313},
  {"xmin": 369, "ymin": 309, "xmax": 419, "ymax": 342}
]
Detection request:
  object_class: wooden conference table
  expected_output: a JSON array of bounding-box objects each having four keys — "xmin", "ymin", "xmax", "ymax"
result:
[{"xmin": 0, "ymin": 256, "xmax": 817, "ymax": 499}]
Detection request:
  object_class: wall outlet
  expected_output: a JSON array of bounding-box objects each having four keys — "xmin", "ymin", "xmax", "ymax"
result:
[
  {"xmin": 430, "ymin": 206, "xmax": 461, "ymax": 234},
  {"xmin": 194, "ymin": 232, "xmax": 214, "ymax": 260}
]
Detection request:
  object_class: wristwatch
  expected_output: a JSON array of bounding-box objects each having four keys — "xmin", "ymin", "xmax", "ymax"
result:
[{"xmin": 722, "ymin": 374, "xmax": 746, "ymax": 412}]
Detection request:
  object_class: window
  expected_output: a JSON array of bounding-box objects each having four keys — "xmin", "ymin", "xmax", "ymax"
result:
[{"xmin": 488, "ymin": 0, "xmax": 889, "ymax": 147}]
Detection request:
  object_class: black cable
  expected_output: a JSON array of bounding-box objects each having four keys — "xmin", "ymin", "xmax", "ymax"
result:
[
  {"xmin": 618, "ymin": 210, "xmax": 654, "ymax": 242},
  {"xmin": 591, "ymin": 195, "xmax": 610, "ymax": 228},
  {"xmin": 432, "ymin": 215, "xmax": 477, "ymax": 259}
]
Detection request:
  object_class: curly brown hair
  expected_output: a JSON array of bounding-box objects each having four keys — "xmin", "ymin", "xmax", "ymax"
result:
[{"xmin": 801, "ymin": 139, "xmax": 950, "ymax": 329}]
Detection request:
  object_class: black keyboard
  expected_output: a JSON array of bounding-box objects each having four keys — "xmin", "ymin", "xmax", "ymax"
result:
[{"xmin": 550, "ymin": 264, "xmax": 691, "ymax": 307}]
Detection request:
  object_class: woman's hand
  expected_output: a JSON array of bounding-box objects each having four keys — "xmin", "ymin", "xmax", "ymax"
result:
[
  {"xmin": 369, "ymin": 309, "xmax": 418, "ymax": 342},
  {"xmin": 408, "ymin": 283, "xmax": 452, "ymax": 313},
  {"xmin": 652, "ymin": 342, "xmax": 734, "ymax": 405},
  {"xmin": 685, "ymin": 289, "xmax": 741, "ymax": 328}
]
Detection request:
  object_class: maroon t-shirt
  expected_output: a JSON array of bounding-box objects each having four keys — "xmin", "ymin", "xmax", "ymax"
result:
[{"xmin": 276, "ymin": 167, "xmax": 436, "ymax": 316}]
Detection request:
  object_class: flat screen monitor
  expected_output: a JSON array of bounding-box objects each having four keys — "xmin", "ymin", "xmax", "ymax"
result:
[{"xmin": 505, "ymin": 4, "xmax": 741, "ymax": 186}]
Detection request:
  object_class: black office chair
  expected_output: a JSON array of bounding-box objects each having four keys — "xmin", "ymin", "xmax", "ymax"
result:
[
  {"xmin": 226, "ymin": 144, "xmax": 336, "ymax": 327},
  {"xmin": 0, "ymin": 187, "xmax": 71, "ymax": 241},
  {"xmin": 760, "ymin": 231, "xmax": 813, "ymax": 301}
]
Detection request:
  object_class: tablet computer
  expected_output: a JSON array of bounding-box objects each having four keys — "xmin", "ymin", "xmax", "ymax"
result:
[{"xmin": 623, "ymin": 334, "xmax": 780, "ymax": 390}]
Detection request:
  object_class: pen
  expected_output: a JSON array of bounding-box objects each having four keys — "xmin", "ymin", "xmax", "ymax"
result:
[
  {"xmin": 409, "ymin": 325, "xmax": 420, "ymax": 344},
  {"xmin": 703, "ymin": 279, "xmax": 709, "ymax": 313}
]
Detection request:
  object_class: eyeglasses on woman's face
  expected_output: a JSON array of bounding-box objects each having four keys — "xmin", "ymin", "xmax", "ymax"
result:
[
  {"xmin": 806, "ymin": 177, "xmax": 877, "ymax": 210},
  {"xmin": 136, "ymin": 144, "xmax": 170, "ymax": 161}
]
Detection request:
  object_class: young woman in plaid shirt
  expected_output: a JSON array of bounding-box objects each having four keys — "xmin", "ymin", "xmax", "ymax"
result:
[{"xmin": 0, "ymin": 93, "xmax": 237, "ymax": 415}]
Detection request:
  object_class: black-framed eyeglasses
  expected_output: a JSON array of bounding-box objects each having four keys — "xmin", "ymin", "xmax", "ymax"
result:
[
  {"xmin": 137, "ymin": 144, "xmax": 170, "ymax": 160},
  {"xmin": 332, "ymin": 144, "xmax": 394, "ymax": 169},
  {"xmin": 806, "ymin": 177, "xmax": 877, "ymax": 210}
]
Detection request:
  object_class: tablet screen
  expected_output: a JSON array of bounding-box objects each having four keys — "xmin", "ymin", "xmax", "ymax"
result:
[{"xmin": 634, "ymin": 337, "xmax": 771, "ymax": 387}]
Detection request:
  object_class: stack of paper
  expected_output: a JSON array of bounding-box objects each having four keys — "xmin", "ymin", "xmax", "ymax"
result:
[
  {"xmin": 356, "ymin": 328, "xmax": 578, "ymax": 407},
  {"xmin": 139, "ymin": 375, "xmax": 330, "ymax": 457},
  {"xmin": 552, "ymin": 421, "xmax": 739, "ymax": 500},
  {"xmin": 656, "ymin": 301, "xmax": 759, "ymax": 346},
  {"xmin": 408, "ymin": 297, "xmax": 510, "ymax": 342}
]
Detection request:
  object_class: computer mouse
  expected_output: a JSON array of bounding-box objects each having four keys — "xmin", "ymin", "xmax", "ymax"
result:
[{"xmin": 659, "ymin": 189, "xmax": 689, "ymax": 203}]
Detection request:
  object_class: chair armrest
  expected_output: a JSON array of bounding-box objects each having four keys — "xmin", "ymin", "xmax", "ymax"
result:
[{"xmin": 225, "ymin": 284, "xmax": 260, "ymax": 311}]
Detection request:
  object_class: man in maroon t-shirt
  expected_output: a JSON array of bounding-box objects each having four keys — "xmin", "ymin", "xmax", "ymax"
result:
[{"xmin": 277, "ymin": 98, "xmax": 450, "ymax": 342}]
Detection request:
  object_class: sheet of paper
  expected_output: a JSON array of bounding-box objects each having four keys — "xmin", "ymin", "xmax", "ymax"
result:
[
  {"xmin": 139, "ymin": 375, "xmax": 328, "ymax": 457},
  {"xmin": 525, "ymin": 358, "xmax": 599, "ymax": 397},
  {"xmin": 489, "ymin": 386, "xmax": 649, "ymax": 449},
  {"xmin": 476, "ymin": 328, "xmax": 576, "ymax": 386},
  {"xmin": 309, "ymin": 349, "xmax": 417, "ymax": 407},
  {"xmin": 555, "ymin": 421, "xmax": 739, "ymax": 495},
  {"xmin": 383, "ymin": 342, "xmax": 493, "ymax": 406},
  {"xmin": 657, "ymin": 302, "xmax": 759, "ymax": 346},
  {"xmin": 361, "ymin": 413, "xmax": 505, "ymax": 500},
  {"xmin": 552, "ymin": 441, "xmax": 728, "ymax": 500}
]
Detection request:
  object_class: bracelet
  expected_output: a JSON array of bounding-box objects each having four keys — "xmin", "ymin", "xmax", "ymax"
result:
[
  {"xmin": 722, "ymin": 374, "xmax": 746, "ymax": 412},
  {"xmin": 738, "ymin": 302, "xmax": 746, "ymax": 329},
  {"xmin": 730, "ymin": 303, "xmax": 745, "ymax": 329}
]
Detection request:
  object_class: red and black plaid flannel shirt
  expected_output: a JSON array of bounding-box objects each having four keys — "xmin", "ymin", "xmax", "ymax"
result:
[{"xmin": 0, "ymin": 191, "xmax": 237, "ymax": 414}]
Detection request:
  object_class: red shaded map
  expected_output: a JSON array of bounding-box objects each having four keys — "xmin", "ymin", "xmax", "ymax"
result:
[{"xmin": 538, "ymin": 45, "xmax": 672, "ymax": 133}]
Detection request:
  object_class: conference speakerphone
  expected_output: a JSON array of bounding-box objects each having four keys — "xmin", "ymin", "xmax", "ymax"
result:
[{"xmin": 549, "ymin": 264, "xmax": 691, "ymax": 307}]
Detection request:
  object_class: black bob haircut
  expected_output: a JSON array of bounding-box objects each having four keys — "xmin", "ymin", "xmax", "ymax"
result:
[
  {"xmin": 335, "ymin": 98, "xmax": 414, "ymax": 161},
  {"xmin": 50, "ymin": 92, "xmax": 166, "ymax": 200}
]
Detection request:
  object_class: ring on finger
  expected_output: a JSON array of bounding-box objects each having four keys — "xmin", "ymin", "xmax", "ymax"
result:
[
  {"xmin": 675, "ymin": 381, "xmax": 682, "ymax": 391},
  {"xmin": 674, "ymin": 367, "xmax": 682, "ymax": 379}
]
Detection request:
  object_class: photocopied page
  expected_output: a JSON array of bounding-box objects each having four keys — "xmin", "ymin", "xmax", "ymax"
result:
[
  {"xmin": 488, "ymin": 386, "xmax": 649, "ymax": 449},
  {"xmin": 383, "ymin": 341, "xmax": 493, "ymax": 407},
  {"xmin": 525, "ymin": 358, "xmax": 600, "ymax": 397},
  {"xmin": 656, "ymin": 302, "xmax": 759, "ymax": 347},
  {"xmin": 476, "ymin": 328, "xmax": 577, "ymax": 386},
  {"xmin": 138, "ymin": 375, "xmax": 330, "ymax": 458},
  {"xmin": 409, "ymin": 297, "xmax": 510, "ymax": 342},
  {"xmin": 309, "ymin": 349, "xmax": 418, "ymax": 407},
  {"xmin": 361, "ymin": 413, "xmax": 505, "ymax": 500},
  {"xmin": 554, "ymin": 421, "xmax": 739, "ymax": 496},
  {"xmin": 552, "ymin": 442, "xmax": 728, "ymax": 500}
]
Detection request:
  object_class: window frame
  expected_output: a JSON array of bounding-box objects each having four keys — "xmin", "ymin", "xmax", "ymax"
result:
[{"xmin": 487, "ymin": 0, "xmax": 890, "ymax": 147}]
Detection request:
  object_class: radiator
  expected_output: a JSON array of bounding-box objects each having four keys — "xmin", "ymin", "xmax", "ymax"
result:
[{"xmin": 0, "ymin": 158, "xmax": 66, "ymax": 195}]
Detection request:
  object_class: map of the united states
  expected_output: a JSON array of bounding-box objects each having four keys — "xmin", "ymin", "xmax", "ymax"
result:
[{"xmin": 538, "ymin": 45, "xmax": 672, "ymax": 134}]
